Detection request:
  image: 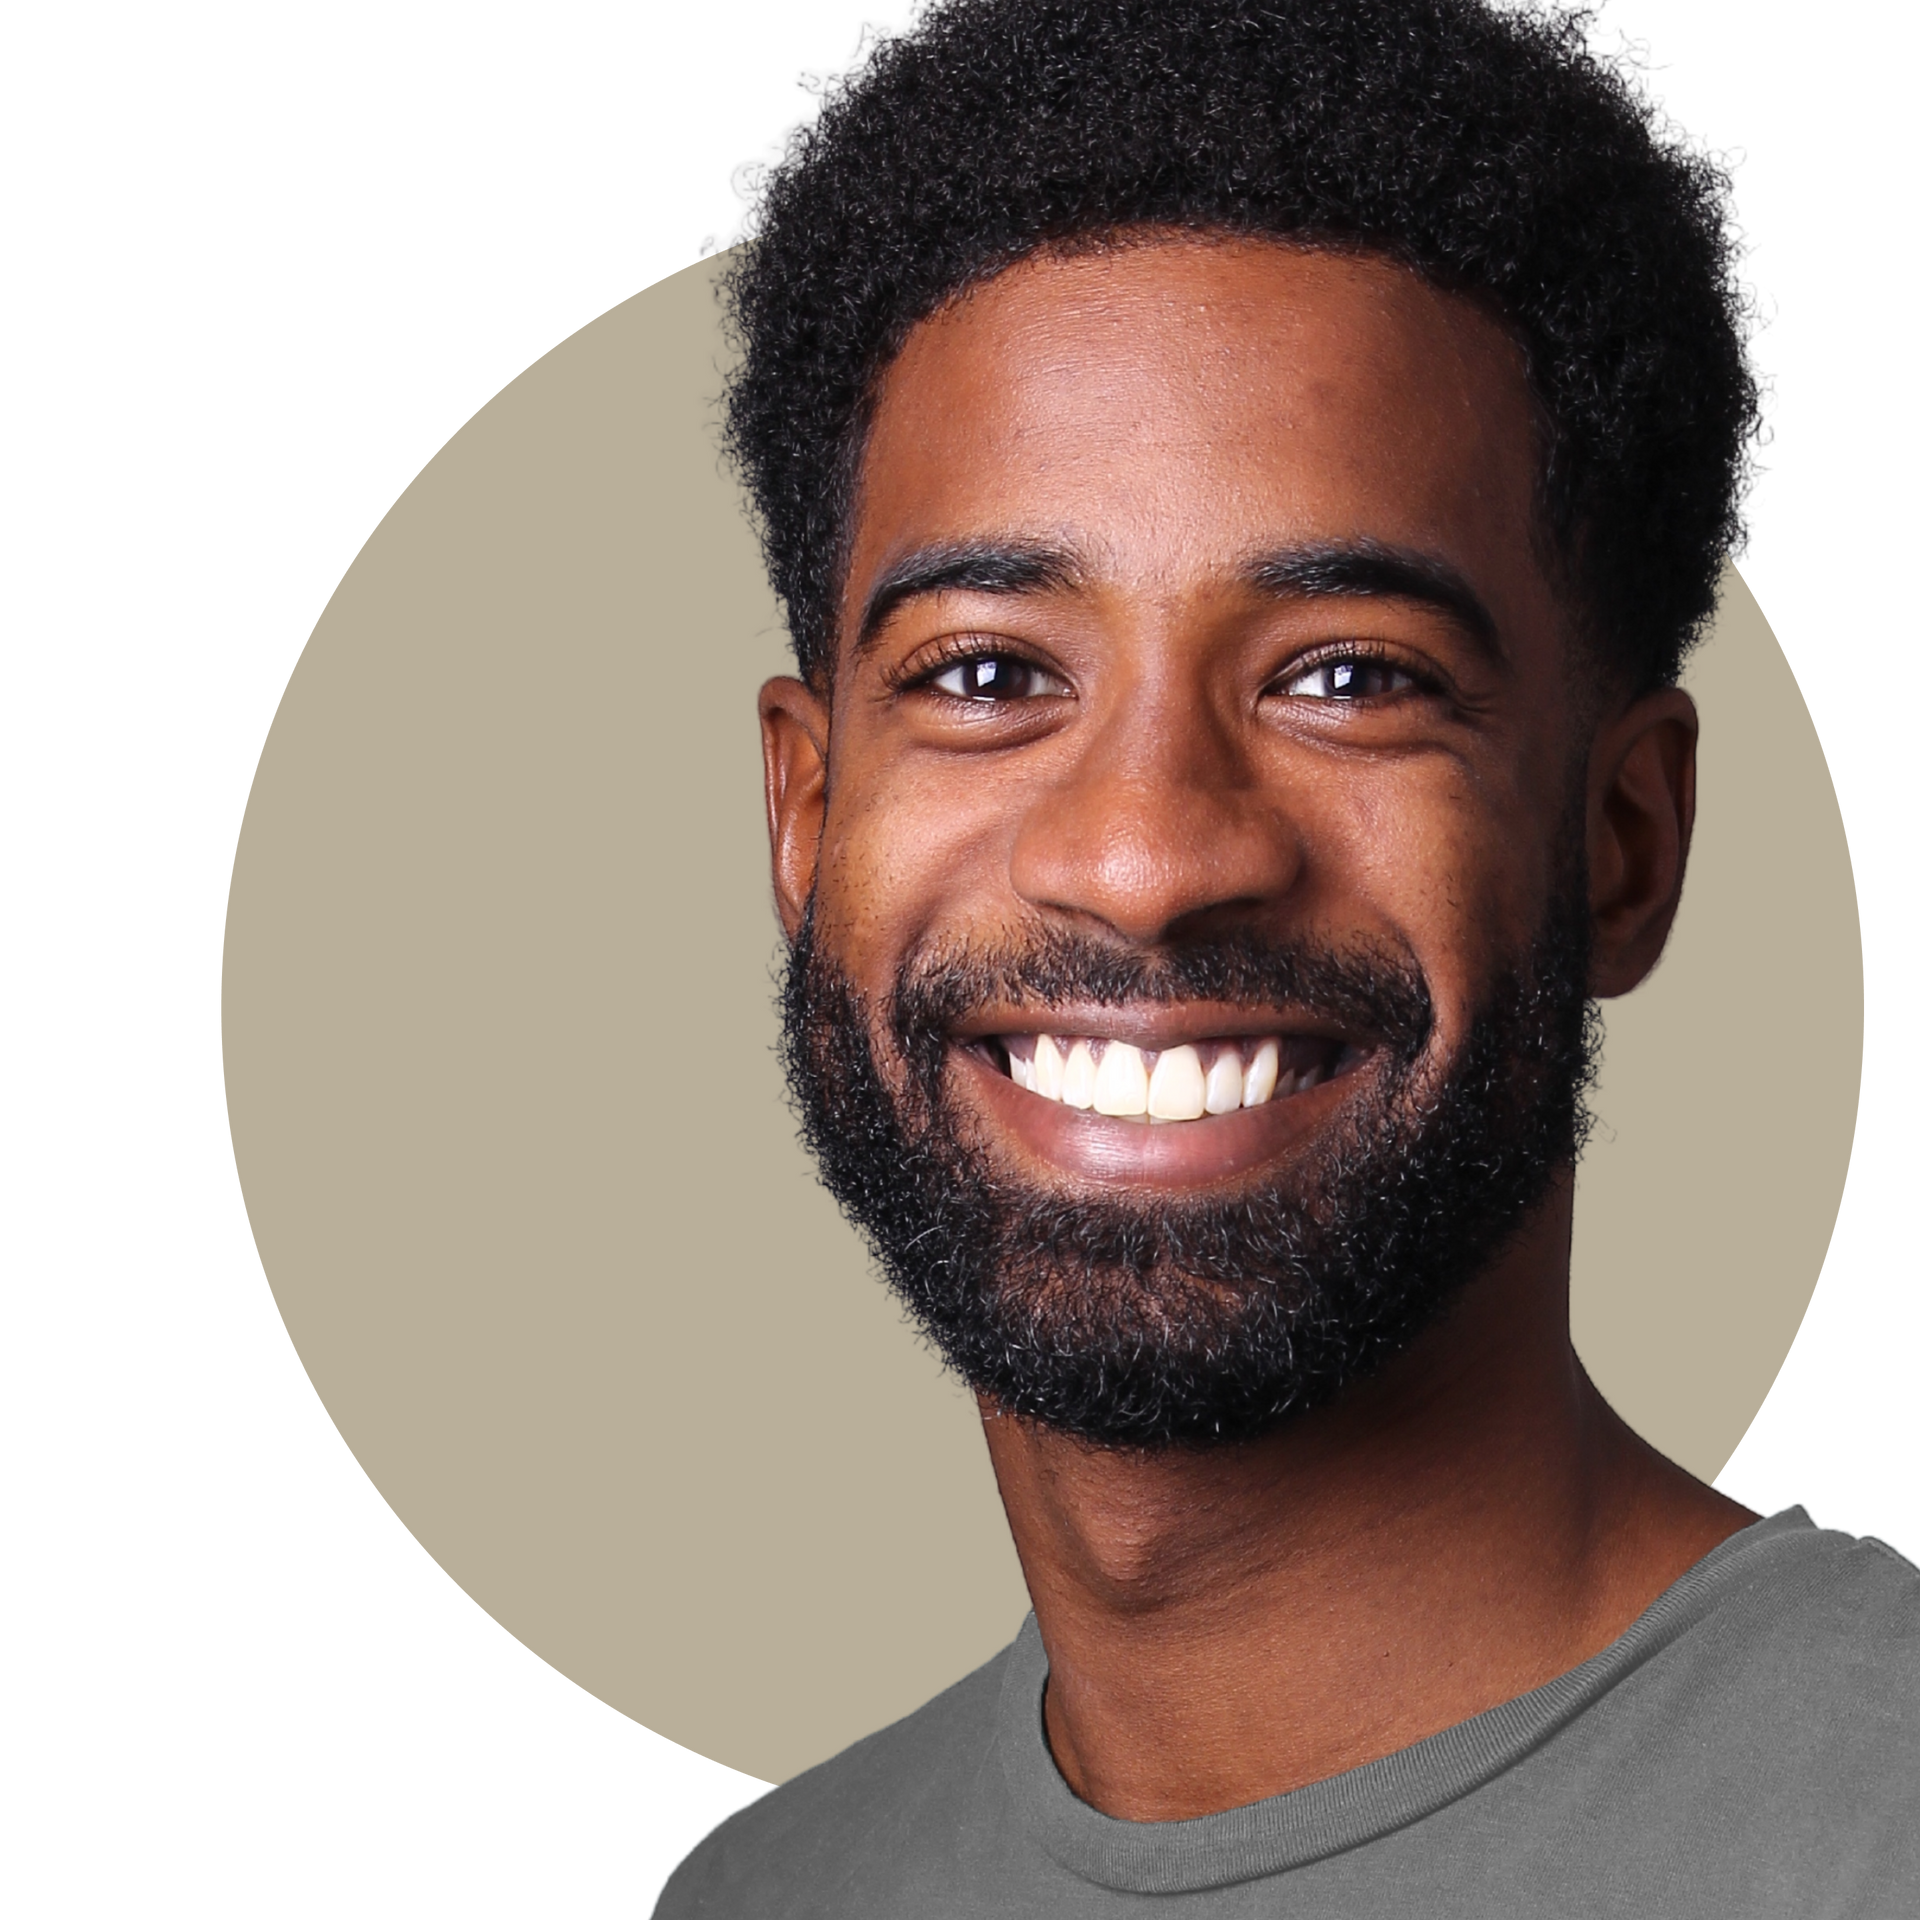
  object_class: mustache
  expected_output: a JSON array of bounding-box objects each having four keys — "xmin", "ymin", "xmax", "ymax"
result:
[{"xmin": 884, "ymin": 922, "xmax": 1435, "ymax": 1062}]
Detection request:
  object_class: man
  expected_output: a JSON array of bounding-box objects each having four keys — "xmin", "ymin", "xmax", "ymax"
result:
[{"xmin": 658, "ymin": 0, "xmax": 1919, "ymax": 1910}]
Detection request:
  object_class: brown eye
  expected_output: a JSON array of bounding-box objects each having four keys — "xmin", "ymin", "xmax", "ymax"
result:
[
  {"xmin": 1278, "ymin": 656, "xmax": 1418, "ymax": 700},
  {"xmin": 928, "ymin": 654, "xmax": 1066, "ymax": 701}
]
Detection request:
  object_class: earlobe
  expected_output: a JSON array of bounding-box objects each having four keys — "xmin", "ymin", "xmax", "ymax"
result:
[
  {"xmin": 759, "ymin": 674, "xmax": 832, "ymax": 941},
  {"xmin": 1585, "ymin": 688, "xmax": 1698, "ymax": 999}
]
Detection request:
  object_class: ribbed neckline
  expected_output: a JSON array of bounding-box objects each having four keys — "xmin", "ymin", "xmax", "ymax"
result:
[{"xmin": 997, "ymin": 1507, "xmax": 1813, "ymax": 1894}]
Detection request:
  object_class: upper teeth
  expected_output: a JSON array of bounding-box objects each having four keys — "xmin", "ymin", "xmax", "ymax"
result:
[{"xmin": 1006, "ymin": 1035, "xmax": 1317, "ymax": 1121}]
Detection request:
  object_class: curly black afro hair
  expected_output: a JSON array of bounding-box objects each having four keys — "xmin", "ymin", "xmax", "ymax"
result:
[{"xmin": 722, "ymin": 0, "xmax": 1757, "ymax": 694}]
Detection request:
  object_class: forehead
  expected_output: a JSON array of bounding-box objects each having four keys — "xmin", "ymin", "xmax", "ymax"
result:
[{"xmin": 844, "ymin": 236, "xmax": 1549, "ymax": 644}]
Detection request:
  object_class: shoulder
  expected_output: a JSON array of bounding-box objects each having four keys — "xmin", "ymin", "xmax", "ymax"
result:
[
  {"xmin": 1630, "ymin": 1516, "xmax": 1920, "ymax": 1900},
  {"xmin": 1637, "ymin": 1514, "xmax": 1920, "ymax": 1814},
  {"xmin": 1740, "ymin": 1517, "xmax": 1920, "ymax": 1708},
  {"xmin": 651, "ymin": 1634, "xmax": 1020, "ymax": 1919},
  {"xmin": 1712, "ymin": 1512, "xmax": 1920, "ymax": 1669},
  {"xmin": 1643, "ymin": 1505, "xmax": 1912, "ymax": 1720}
]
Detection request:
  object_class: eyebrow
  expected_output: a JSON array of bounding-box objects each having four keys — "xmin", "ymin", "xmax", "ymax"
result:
[
  {"xmin": 851, "ymin": 534, "xmax": 1503, "ymax": 662},
  {"xmin": 1243, "ymin": 540, "xmax": 1503, "ymax": 662},
  {"xmin": 854, "ymin": 540, "xmax": 1082, "ymax": 654}
]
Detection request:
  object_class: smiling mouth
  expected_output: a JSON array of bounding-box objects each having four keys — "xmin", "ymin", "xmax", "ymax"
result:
[{"xmin": 979, "ymin": 1031, "xmax": 1362, "ymax": 1123}]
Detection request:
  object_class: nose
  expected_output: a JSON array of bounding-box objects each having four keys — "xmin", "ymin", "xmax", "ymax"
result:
[{"xmin": 1007, "ymin": 680, "xmax": 1305, "ymax": 946}]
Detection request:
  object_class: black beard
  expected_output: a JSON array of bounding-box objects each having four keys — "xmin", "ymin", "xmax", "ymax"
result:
[{"xmin": 780, "ymin": 895, "xmax": 1597, "ymax": 1451}]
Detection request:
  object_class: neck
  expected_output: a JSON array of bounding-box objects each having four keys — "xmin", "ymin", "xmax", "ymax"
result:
[{"xmin": 978, "ymin": 1177, "xmax": 1752, "ymax": 1821}]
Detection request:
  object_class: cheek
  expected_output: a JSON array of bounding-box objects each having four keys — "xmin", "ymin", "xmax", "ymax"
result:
[
  {"xmin": 811, "ymin": 750, "xmax": 1017, "ymax": 974},
  {"xmin": 1294, "ymin": 758, "xmax": 1561, "ymax": 1024}
]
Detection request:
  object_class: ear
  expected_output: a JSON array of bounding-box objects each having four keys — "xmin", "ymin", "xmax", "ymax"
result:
[
  {"xmin": 759, "ymin": 674, "xmax": 832, "ymax": 941},
  {"xmin": 1584, "ymin": 686, "xmax": 1698, "ymax": 998}
]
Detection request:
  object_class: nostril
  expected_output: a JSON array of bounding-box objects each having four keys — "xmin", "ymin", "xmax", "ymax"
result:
[
  {"xmin": 1159, "ymin": 897, "xmax": 1289, "ymax": 946},
  {"xmin": 1008, "ymin": 787, "xmax": 1306, "ymax": 948}
]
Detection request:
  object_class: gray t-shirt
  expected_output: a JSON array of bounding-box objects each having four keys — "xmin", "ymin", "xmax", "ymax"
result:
[{"xmin": 655, "ymin": 1510, "xmax": 1920, "ymax": 1915}]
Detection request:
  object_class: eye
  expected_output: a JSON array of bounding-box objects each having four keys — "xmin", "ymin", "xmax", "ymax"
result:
[
  {"xmin": 926, "ymin": 653, "xmax": 1067, "ymax": 702},
  {"xmin": 1274, "ymin": 655, "xmax": 1419, "ymax": 701}
]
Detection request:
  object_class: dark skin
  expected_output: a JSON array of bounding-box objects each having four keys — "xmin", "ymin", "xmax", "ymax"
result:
[{"xmin": 758, "ymin": 235, "xmax": 1753, "ymax": 1822}]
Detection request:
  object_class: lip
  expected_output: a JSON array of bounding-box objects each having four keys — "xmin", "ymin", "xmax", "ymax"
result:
[
  {"xmin": 945, "ymin": 1002, "xmax": 1359, "ymax": 1054},
  {"xmin": 948, "ymin": 1036, "xmax": 1372, "ymax": 1192}
]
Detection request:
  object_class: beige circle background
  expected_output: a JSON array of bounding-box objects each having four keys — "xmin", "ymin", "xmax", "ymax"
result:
[{"xmin": 224, "ymin": 255, "xmax": 1862, "ymax": 1785}]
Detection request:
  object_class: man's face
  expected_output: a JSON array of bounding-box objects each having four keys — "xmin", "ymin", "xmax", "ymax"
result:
[{"xmin": 763, "ymin": 237, "xmax": 1625, "ymax": 1445}]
